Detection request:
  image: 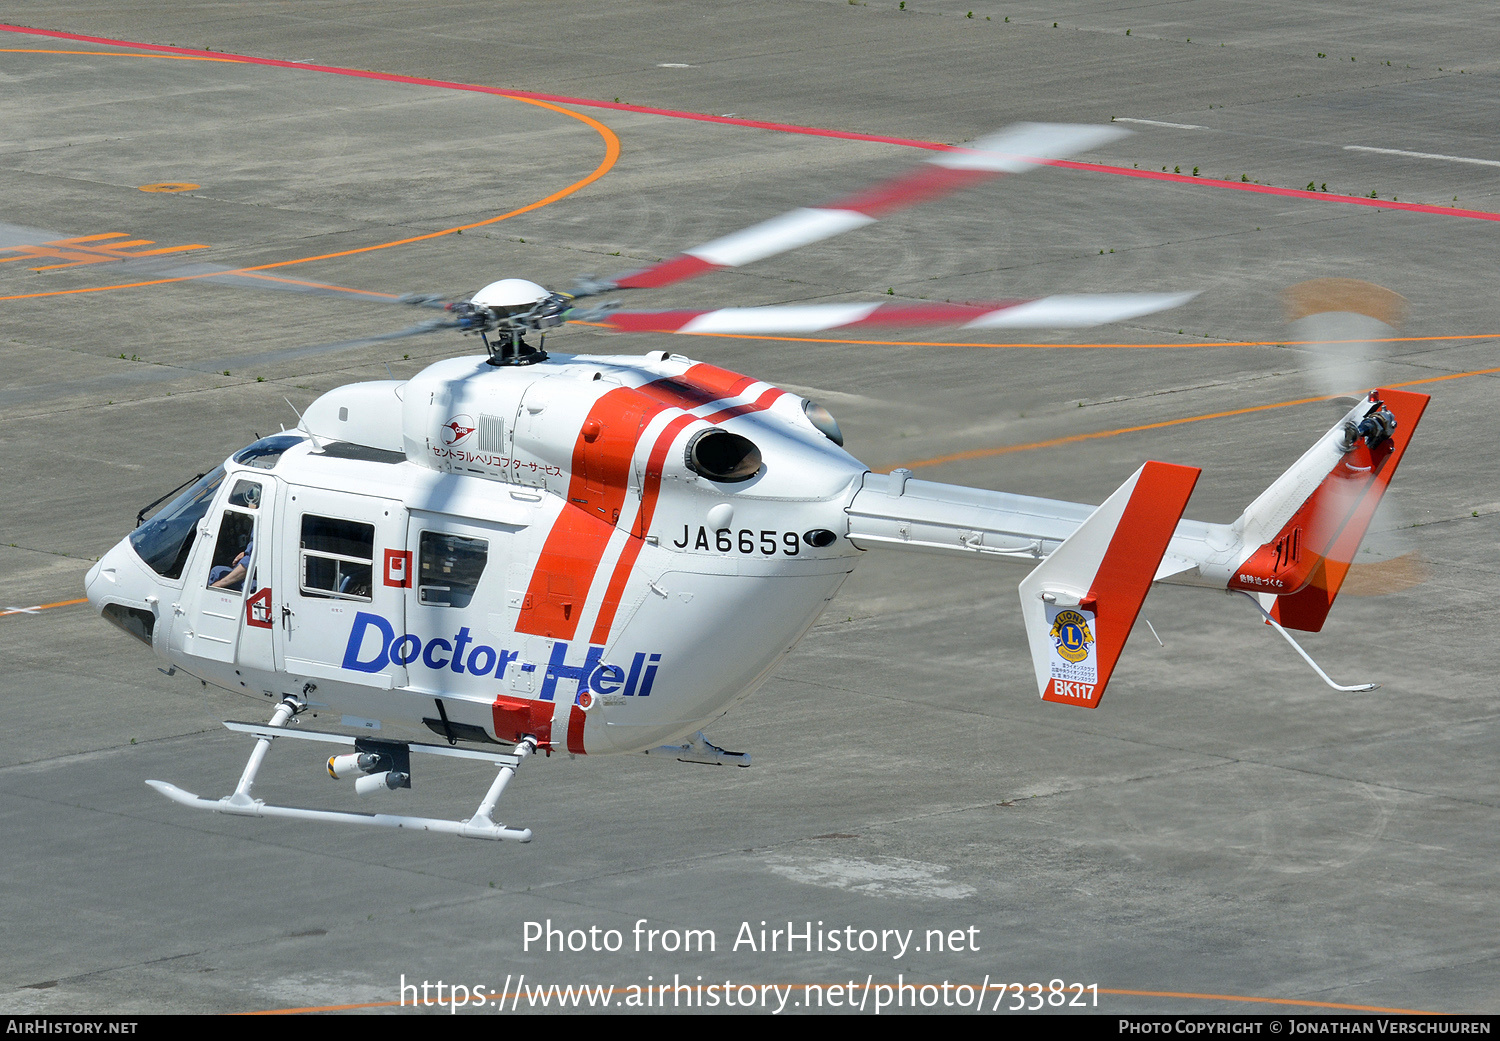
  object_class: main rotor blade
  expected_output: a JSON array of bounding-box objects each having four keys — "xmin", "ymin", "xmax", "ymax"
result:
[
  {"xmin": 0, "ymin": 221, "xmax": 415, "ymax": 303},
  {"xmin": 603, "ymin": 293, "xmax": 1195, "ymax": 334},
  {"xmin": 223, "ymin": 318, "xmax": 457, "ymax": 365},
  {"xmin": 605, "ymin": 123, "xmax": 1129, "ymax": 292}
]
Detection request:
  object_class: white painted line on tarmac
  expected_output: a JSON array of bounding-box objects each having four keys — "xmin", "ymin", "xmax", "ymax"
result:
[
  {"xmin": 1344, "ymin": 145, "xmax": 1500, "ymax": 168},
  {"xmin": 1112, "ymin": 118, "xmax": 1208, "ymax": 130}
]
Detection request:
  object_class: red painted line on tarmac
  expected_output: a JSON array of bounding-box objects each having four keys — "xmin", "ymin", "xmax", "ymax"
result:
[
  {"xmin": 1048, "ymin": 158, "xmax": 1500, "ymax": 222},
  {"xmin": 0, "ymin": 24, "xmax": 937, "ymax": 149},
  {"xmin": 5, "ymin": 22, "xmax": 1499, "ymax": 224}
]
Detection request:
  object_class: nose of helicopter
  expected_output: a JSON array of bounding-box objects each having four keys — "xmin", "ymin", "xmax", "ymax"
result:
[{"xmin": 85, "ymin": 537, "xmax": 150, "ymax": 616}]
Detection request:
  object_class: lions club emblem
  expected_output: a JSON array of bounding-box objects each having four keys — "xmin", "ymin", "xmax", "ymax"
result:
[{"xmin": 1048, "ymin": 609, "xmax": 1094, "ymax": 664}]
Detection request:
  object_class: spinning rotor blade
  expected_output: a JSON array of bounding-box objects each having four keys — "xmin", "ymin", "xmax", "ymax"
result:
[
  {"xmin": 603, "ymin": 292, "xmax": 1195, "ymax": 334},
  {"xmin": 602, "ymin": 123, "xmax": 1129, "ymax": 293},
  {"xmin": 0, "ymin": 221, "xmax": 409, "ymax": 303},
  {"xmin": 1284, "ymin": 279, "xmax": 1409, "ymax": 399},
  {"xmin": 239, "ymin": 318, "xmax": 460, "ymax": 364}
]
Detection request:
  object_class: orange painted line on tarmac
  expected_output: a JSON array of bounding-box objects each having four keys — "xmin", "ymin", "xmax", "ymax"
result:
[
  {"xmin": 0, "ymin": 598, "xmax": 89, "ymax": 618},
  {"xmin": 234, "ymin": 272, "xmax": 401, "ymax": 299},
  {"xmin": 899, "ymin": 395, "xmax": 1333, "ymax": 469},
  {"xmin": 896, "ymin": 364, "xmax": 1500, "ymax": 470},
  {"xmin": 49, "ymin": 233, "xmax": 131, "ymax": 244},
  {"xmin": 237, "ymin": 983, "xmax": 1438, "ymax": 1015},
  {"xmin": 0, "ymin": 48, "xmax": 620, "ymax": 303}
]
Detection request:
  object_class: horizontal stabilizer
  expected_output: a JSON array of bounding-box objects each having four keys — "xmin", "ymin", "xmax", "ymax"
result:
[{"xmin": 1018, "ymin": 461, "xmax": 1200, "ymax": 708}]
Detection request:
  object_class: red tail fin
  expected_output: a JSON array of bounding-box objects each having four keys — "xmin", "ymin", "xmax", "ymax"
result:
[{"xmin": 1264, "ymin": 388, "xmax": 1429, "ymax": 631}]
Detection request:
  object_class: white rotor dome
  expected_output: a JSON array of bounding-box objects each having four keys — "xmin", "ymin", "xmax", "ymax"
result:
[{"xmin": 471, "ymin": 278, "xmax": 551, "ymax": 315}]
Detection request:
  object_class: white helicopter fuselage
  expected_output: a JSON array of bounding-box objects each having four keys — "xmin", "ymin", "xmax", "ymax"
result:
[
  {"xmin": 86, "ymin": 351, "xmax": 869, "ymax": 756},
  {"xmin": 86, "ymin": 343, "xmax": 1426, "ymax": 768}
]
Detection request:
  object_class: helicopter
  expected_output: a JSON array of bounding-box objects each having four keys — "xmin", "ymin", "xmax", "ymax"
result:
[{"xmin": 82, "ymin": 122, "xmax": 1429, "ymax": 842}]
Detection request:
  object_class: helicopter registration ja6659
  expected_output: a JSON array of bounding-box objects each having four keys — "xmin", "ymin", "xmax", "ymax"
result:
[{"xmin": 80, "ymin": 122, "xmax": 1430, "ymax": 842}]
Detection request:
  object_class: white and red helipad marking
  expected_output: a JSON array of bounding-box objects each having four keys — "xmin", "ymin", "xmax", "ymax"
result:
[
  {"xmin": 607, "ymin": 292, "xmax": 1197, "ymax": 334},
  {"xmin": 612, "ymin": 123, "xmax": 1129, "ymax": 291}
]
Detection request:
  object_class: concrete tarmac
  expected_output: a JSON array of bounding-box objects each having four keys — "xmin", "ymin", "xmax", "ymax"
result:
[{"xmin": 1, "ymin": 1, "xmax": 1497, "ymax": 1015}]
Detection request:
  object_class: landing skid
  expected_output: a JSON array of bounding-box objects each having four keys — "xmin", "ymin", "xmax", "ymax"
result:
[{"xmin": 146, "ymin": 697, "xmax": 538, "ymax": 841}]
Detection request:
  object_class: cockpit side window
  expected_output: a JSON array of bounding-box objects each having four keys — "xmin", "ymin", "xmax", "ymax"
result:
[
  {"xmin": 227, "ymin": 479, "xmax": 262, "ymax": 510},
  {"xmin": 129, "ymin": 467, "xmax": 226, "ymax": 580},
  {"xmin": 207, "ymin": 510, "xmax": 256, "ymax": 592},
  {"xmin": 300, "ymin": 514, "xmax": 374, "ymax": 601}
]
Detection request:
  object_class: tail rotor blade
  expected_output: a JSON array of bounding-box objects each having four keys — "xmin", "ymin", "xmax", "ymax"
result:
[
  {"xmin": 1284, "ymin": 279, "xmax": 1409, "ymax": 399},
  {"xmin": 1281, "ymin": 280, "xmax": 1422, "ymax": 599}
]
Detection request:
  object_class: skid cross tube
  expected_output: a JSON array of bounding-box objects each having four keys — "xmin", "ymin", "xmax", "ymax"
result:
[{"xmin": 145, "ymin": 710, "xmax": 538, "ymax": 841}]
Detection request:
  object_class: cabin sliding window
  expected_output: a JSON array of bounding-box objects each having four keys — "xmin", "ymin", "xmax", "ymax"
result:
[
  {"xmin": 417, "ymin": 532, "xmax": 488, "ymax": 608},
  {"xmin": 300, "ymin": 515, "xmax": 374, "ymax": 601}
]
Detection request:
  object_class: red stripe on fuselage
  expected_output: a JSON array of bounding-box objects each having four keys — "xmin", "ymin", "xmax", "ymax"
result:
[
  {"xmin": 588, "ymin": 384, "xmax": 785, "ymax": 645},
  {"xmin": 515, "ymin": 384, "xmax": 655, "ymax": 639},
  {"xmin": 516, "ymin": 363, "xmax": 767, "ymax": 642},
  {"xmin": 567, "ymin": 704, "xmax": 588, "ymax": 755}
]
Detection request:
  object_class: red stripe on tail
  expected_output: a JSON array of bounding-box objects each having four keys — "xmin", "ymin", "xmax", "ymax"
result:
[
  {"xmin": 1269, "ymin": 389, "xmax": 1430, "ymax": 632},
  {"xmin": 1041, "ymin": 462, "xmax": 1200, "ymax": 709}
]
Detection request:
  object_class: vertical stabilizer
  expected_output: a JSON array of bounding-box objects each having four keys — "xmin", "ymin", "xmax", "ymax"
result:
[
  {"xmin": 1018, "ymin": 461, "xmax": 1200, "ymax": 708},
  {"xmin": 1231, "ymin": 388, "xmax": 1430, "ymax": 632}
]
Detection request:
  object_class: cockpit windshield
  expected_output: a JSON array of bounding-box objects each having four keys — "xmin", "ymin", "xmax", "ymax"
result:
[{"xmin": 128, "ymin": 467, "xmax": 226, "ymax": 580}]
